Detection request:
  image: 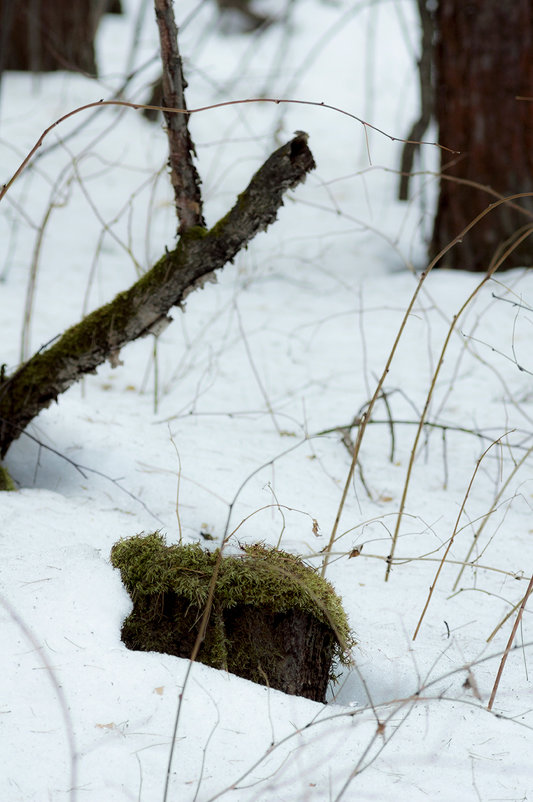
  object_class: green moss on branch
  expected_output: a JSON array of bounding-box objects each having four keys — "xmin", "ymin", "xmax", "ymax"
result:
[{"xmin": 0, "ymin": 464, "xmax": 16, "ymax": 491}]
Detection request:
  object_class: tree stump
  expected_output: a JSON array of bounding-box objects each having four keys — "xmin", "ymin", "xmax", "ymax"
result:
[{"xmin": 111, "ymin": 534, "xmax": 352, "ymax": 703}]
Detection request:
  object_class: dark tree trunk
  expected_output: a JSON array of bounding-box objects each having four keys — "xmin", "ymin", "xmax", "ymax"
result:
[
  {"xmin": 0, "ymin": 0, "xmax": 111, "ymax": 76},
  {"xmin": 430, "ymin": 0, "xmax": 533, "ymax": 271}
]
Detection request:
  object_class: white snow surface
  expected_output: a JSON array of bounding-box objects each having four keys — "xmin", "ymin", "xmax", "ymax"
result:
[{"xmin": 1, "ymin": 1, "xmax": 532, "ymax": 800}]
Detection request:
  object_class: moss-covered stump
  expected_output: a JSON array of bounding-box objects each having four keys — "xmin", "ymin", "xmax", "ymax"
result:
[{"xmin": 111, "ymin": 533, "xmax": 352, "ymax": 702}]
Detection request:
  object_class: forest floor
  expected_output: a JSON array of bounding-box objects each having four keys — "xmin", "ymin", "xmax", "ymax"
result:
[{"xmin": 1, "ymin": 1, "xmax": 532, "ymax": 800}]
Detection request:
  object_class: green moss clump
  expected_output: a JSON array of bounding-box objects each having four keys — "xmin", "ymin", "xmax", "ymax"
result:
[
  {"xmin": 111, "ymin": 532, "xmax": 354, "ymax": 699},
  {"xmin": 0, "ymin": 464, "xmax": 16, "ymax": 491},
  {"xmin": 180, "ymin": 225, "xmax": 209, "ymax": 241}
]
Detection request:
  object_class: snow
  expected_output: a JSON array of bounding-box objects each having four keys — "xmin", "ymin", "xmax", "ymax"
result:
[{"xmin": 1, "ymin": 1, "xmax": 532, "ymax": 800}]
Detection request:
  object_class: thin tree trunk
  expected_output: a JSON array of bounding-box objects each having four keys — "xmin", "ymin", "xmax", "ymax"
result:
[
  {"xmin": 153, "ymin": 0, "xmax": 205, "ymax": 233},
  {"xmin": 430, "ymin": 0, "xmax": 533, "ymax": 271}
]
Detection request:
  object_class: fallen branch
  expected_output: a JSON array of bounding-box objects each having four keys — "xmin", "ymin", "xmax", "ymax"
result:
[{"xmin": 0, "ymin": 132, "xmax": 315, "ymax": 456}]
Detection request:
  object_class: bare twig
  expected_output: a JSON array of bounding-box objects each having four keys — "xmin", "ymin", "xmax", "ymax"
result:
[
  {"xmin": 386, "ymin": 223, "xmax": 533, "ymax": 581},
  {"xmin": 2, "ymin": 421, "xmax": 165, "ymax": 523},
  {"xmin": 0, "ymin": 593, "xmax": 78, "ymax": 802},
  {"xmin": 488, "ymin": 573, "xmax": 533, "ymax": 710},
  {"xmin": 0, "ymin": 96, "xmax": 458, "ymax": 205},
  {"xmin": 202, "ymin": 645, "xmax": 533, "ymax": 801},
  {"xmin": 318, "ymin": 417, "xmax": 533, "ymax": 451},
  {"xmin": 168, "ymin": 426, "xmax": 183, "ymax": 543},
  {"xmin": 412, "ymin": 433, "xmax": 509, "ymax": 641},
  {"xmin": 234, "ymin": 301, "xmax": 282, "ymax": 435},
  {"xmin": 453, "ymin": 442, "xmax": 533, "ymax": 591}
]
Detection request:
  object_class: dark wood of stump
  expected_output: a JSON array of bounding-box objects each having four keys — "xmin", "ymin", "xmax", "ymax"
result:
[
  {"xmin": 121, "ymin": 593, "xmax": 336, "ymax": 702},
  {"xmin": 224, "ymin": 605, "xmax": 336, "ymax": 702}
]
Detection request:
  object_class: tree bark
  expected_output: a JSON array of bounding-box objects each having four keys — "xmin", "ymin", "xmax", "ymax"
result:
[
  {"xmin": 153, "ymin": 0, "xmax": 205, "ymax": 233},
  {"xmin": 430, "ymin": 0, "xmax": 533, "ymax": 271},
  {"xmin": 0, "ymin": 133, "xmax": 315, "ymax": 457}
]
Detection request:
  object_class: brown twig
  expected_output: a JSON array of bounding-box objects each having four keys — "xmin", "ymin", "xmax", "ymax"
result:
[
  {"xmin": 488, "ymin": 572, "xmax": 533, "ymax": 710},
  {"xmin": 0, "ymin": 96, "xmax": 458, "ymax": 205},
  {"xmin": 386, "ymin": 222, "xmax": 533, "ymax": 581},
  {"xmin": 412, "ymin": 433, "xmax": 509, "ymax": 641}
]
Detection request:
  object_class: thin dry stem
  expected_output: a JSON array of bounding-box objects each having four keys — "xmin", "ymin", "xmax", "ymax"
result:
[
  {"xmin": 0, "ymin": 96, "xmax": 458, "ymax": 204},
  {"xmin": 235, "ymin": 301, "xmax": 282, "ymax": 435},
  {"xmin": 320, "ymin": 198, "xmax": 533, "ymax": 579},
  {"xmin": 412, "ymin": 433, "xmax": 509, "ymax": 641},
  {"xmin": 488, "ymin": 572, "xmax": 533, "ymax": 710},
  {"xmin": 168, "ymin": 427, "xmax": 183, "ymax": 544},
  {"xmin": 453, "ymin": 442, "xmax": 533, "ymax": 591},
  {"xmin": 0, "ymin": 593, "xmax": 78, "ymax": 802},
  {"xmin": 486, "ymin": 597, "xmax": 523, "ymax": 644},
  {"xmin": 386, "ymin": 222, "xmax": 533, "ymax": 580}
]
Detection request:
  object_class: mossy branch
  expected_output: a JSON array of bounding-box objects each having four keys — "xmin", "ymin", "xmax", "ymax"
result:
[
  {"xmin": 0, "ymin": 464, "xmax": 16, "ymax": 490},
  {"xmin": 0, "ymin": 132, "xmax": 315, "ymax": 457}
]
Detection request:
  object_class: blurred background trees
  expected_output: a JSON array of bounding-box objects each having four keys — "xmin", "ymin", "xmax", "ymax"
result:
[
  {"xmin": 3, "ymin": 0, "xmax": 532, "ymax": 272},
  {"xmin": 0, "ymin": 0, "xmax": 121, "ymax": 76}
]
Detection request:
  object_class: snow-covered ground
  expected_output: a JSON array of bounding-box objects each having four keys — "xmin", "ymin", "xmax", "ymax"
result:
[{"xmin": 1, "ymin": 1, "xmax": 532, "ymax": 799}]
